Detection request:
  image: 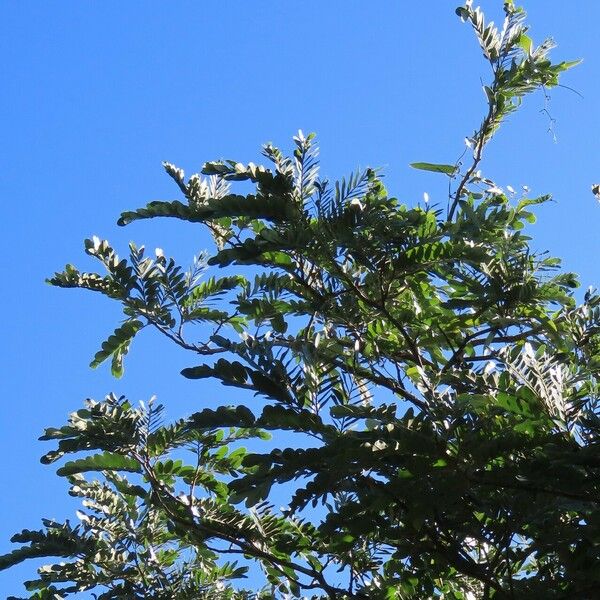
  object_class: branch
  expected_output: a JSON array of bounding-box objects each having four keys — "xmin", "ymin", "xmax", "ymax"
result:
[{"xmin": 140, "ymin": 461, "xmax": 347, "ymax": 599}]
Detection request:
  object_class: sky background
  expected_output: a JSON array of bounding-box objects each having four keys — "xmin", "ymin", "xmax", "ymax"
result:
[{"xmin": 1, "ymin": 1, "xmax": 600, "ymax": 595}]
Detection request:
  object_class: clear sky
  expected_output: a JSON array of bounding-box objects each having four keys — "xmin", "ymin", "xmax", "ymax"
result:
[{"xmin": 1, "ymin": 1, "xmax": 599, "ymax": 595}]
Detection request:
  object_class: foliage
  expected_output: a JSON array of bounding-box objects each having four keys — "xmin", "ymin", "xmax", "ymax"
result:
[{"xmin": 2, "ymin": 2, "xmax": 599, "ymax": 599}]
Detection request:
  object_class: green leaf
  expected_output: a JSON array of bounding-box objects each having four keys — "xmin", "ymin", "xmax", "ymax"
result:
[
  {"xmin": 257, "ymin": 405, "xmax": 332, "ymax": 434},
  {"xmin": 182, "ymin": 359, "xmax": 248, "ymax": 387},
  {"xmin": 90, "ymin": 319, "xmax": 144, "ymax": 378},
  {"xmin": 184, "ymin": 275, "xmax": 246, "ymax": 307},
  {"xmin": 455, "ymin": 6, "xmax": 469, "ymax": 21},
  {"xmin": 409, "ymin": 162, "xmax": 458, "ymax": 176},
  {"xmin": 517, "ymin": 33, "xmax": 533, "ymax": 55},
  {"xmin": 56, "ymin": 452, "xmax": 141, "ymax": 477},
  {"xmin": 247, "ymin": 370, "xmax": 293, "ymax": 403},
  {"xmin": 188, "ymin": 405, "xmax": 256, "ymax": 429},
  {"xmin": 516, "ymin": 194, "xmax": 551, "ymax": 212},
  {"xmin": 496, "ymin": 392, "xmax": 536, "ymax": 418},
  {"xmin": 118, "ymin": 200, "xmax": 195, "ymax": 226},
  {"xmin": 180, "ymin": 364, "xmax": 214, "ymax": 379}
]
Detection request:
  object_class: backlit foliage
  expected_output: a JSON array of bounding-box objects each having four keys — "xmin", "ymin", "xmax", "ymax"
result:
[{"xmin": 2, "ymin": 3, "xmax": 598, "ymax": 599}]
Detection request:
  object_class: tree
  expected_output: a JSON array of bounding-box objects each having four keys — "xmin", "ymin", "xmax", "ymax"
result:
[{"xmin": 2, "ymin": 2, "xmax": 598, "ymax": 598}]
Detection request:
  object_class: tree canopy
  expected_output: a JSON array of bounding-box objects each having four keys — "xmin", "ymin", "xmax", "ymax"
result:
[{"xmin": 2, "ymin": 2, "xmax": 598, "ymax": 599}]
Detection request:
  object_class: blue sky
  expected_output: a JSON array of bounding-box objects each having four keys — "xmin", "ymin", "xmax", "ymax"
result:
[{"xmin": 1, "ymin": 1, "xmax": 600, "ymax": 595}]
